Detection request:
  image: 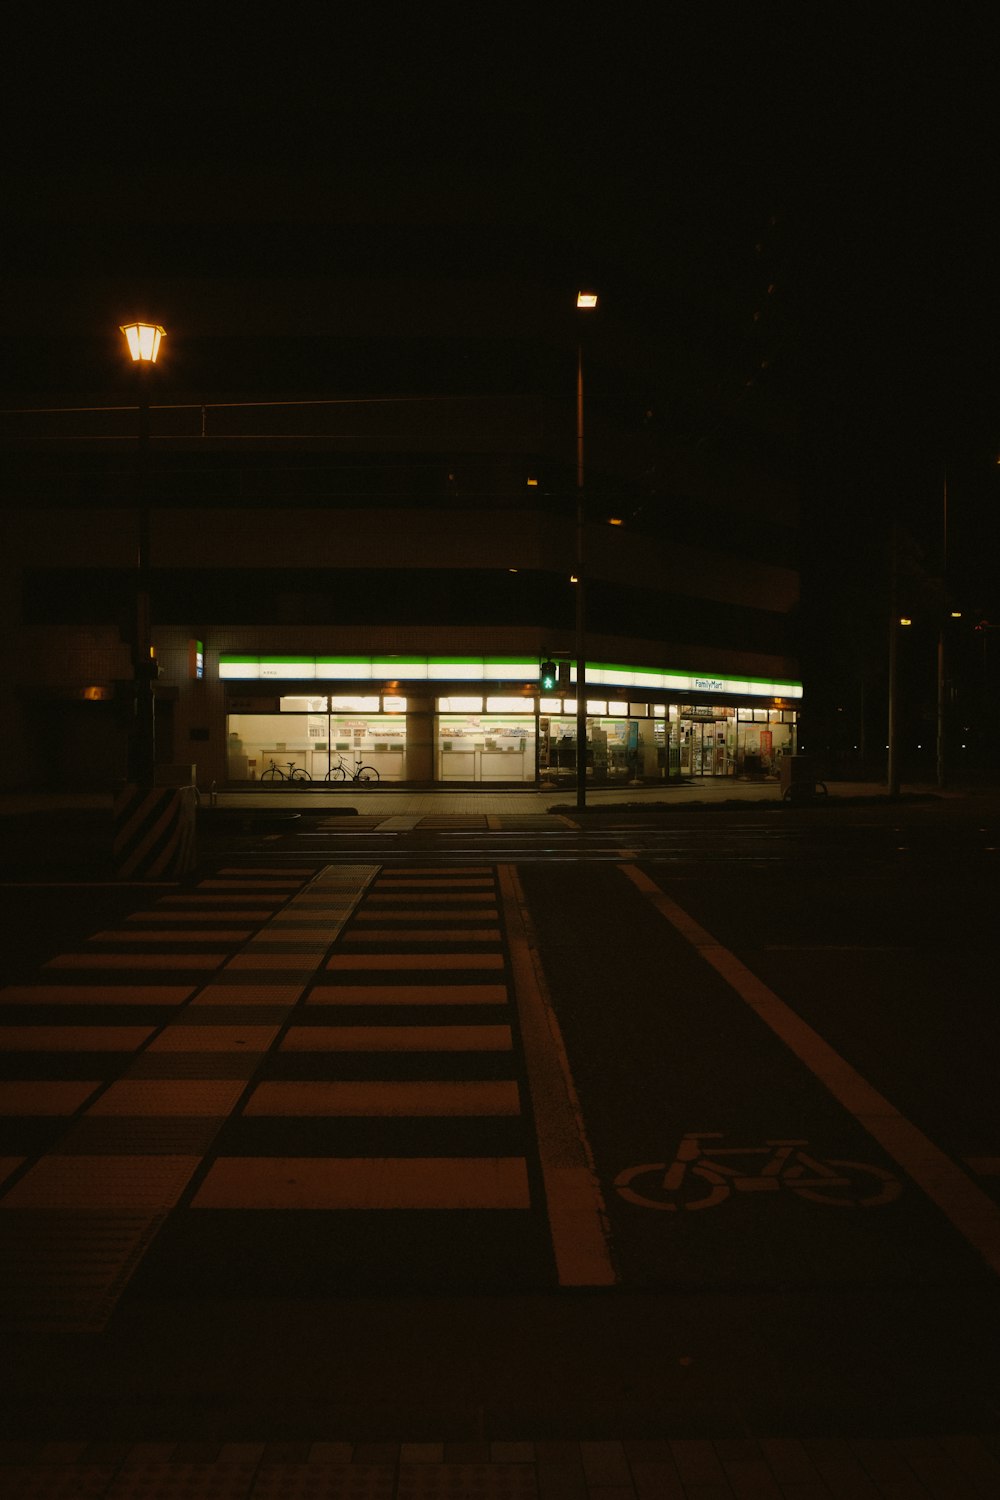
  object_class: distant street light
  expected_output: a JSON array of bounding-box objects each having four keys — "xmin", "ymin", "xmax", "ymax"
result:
[
  {"xmin": 575, "ymin": 291, "xmax": 597, "ymax": 811},
  {"xmin": 120, "ymin": 322, "xmax": 165, "ymax": 786}
]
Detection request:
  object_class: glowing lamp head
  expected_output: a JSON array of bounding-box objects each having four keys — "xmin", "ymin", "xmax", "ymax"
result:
[
  {"xmin": 120, "ymin": 322, "xmax": 166, "ymax": 363},
  {"xmin": 576, "ymin": 291, "xmax": 598, "ymax": 309}
]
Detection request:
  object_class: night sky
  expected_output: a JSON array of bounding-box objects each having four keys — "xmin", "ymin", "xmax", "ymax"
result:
[{"xmin": 4, "ymin": 12, "xmax": 1000, "ymax": 749}]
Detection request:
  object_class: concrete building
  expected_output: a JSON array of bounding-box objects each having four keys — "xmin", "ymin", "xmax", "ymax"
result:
[{"xmin": 1, "ymin": 285, "xmax": 800, "ymax": 790}]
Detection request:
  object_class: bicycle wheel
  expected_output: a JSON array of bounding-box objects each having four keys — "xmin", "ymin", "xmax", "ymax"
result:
[
  {"xmin": 289, "ymin": 768, "xmax": 312, "ymax": 782},
  {"xmin": 324, "ymin": 767, "xmax": 348, "ymax": 782},
  {"xmin": 260, "ymin": 766, "xmax": 284, "ymax": 782},
  {"xmin": 355, "ymin": 766, "xmax": 380, "ymax": 783},
  {"xmin": 613, "ymin": 1161, "xmax": 729, "ymax": 1212},
  {"xmin": 786, "ymin": 1158, "xmax": 901, "ymax": 1207}
]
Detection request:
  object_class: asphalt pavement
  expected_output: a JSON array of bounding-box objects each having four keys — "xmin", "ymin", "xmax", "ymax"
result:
[{"xmin": 2, "ymin": 780, "xmax": 1000, "ymax": 1497}]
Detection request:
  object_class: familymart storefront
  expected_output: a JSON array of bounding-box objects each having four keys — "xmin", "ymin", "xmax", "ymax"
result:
[{"xmin": 219, "ymin": 655, "xmax": 802, "ymax": 785}]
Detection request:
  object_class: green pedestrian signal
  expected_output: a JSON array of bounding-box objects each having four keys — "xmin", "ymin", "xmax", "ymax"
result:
[{"xmin": 540, "ymin": 659, "xmax": 557, "ymax": 691}]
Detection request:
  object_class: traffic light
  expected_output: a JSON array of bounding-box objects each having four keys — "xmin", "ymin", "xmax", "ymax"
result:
[{"xmin": 540, "ymin": 659, "xmax": 557, "ymax": 692}]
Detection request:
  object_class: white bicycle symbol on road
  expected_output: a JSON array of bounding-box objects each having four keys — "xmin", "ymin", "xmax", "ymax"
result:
[{"xmin": 614, "ymin": 1132, "xmax": 902, "ymax": 1210}]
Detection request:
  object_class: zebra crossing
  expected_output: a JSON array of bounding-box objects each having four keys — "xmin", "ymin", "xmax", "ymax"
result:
[{"xmin": 0, "ymin": 862, "xmax": 560, "ymax": 1326}]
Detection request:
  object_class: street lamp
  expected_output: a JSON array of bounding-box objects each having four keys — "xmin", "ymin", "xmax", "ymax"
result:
[
  {"xmin": 574, "ymin": 291, "xmax": 597, "ymax": 811},
  {"xmin": 119, "ymin": 322, "xmax": 165, "ymax": 787}
]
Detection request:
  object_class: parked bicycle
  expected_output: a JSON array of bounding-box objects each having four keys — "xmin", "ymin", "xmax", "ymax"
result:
[
  {"xmin": 259, "ymin": 759, "xmax": 312, "ymax": 782},
  {"xmin": 324, "ymin": 753, "xmax": 380, "ymax": 783},
  {"xmin": 614, "ymin": 1133, "xmax": 900, "ymax": 1210}
]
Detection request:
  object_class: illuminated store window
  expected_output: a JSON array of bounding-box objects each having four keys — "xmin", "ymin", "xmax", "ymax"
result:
[
  {"xmin": 437, "ymin": 712, "xmax": 535, "ymax": 783},
  {"xmin": 383, "ymin": 696, "xmax": 408, "ymax": 712},
  {"xmin": 487, "ymin": 695, "xmax": 535, "ymax": 712},
  {"xmin": 330, "ymin": 696, "xmax": 380, "ymax": 712},
  {"xmin": 436, "ymin": 696, "xmax": 484, "ymax": 713},
  {"xmin": 280, "ymin": 696, "xmax": 330, "ymax": 712}
]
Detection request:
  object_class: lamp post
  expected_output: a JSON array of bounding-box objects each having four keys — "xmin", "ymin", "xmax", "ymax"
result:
[
  {"xmin": 119, "ymin": 321, "xmax": 165, "ymax": 788},
  {"xmin": 574, "ymin": 291, "xmax": 597, "ymax": 812}
]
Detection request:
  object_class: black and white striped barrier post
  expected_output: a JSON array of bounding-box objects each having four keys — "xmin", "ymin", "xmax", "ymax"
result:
[{"xmin": 113, "ymin": 784, "xmax": 197, "ymax": 879}]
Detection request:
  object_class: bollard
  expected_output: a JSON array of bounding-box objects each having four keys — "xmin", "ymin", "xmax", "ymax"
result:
[{"xmin": 113, "ymin": 783, "xmax": 197, "ymax": 879}]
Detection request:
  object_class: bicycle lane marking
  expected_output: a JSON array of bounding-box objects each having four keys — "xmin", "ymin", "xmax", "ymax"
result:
[{"xmin": 619, "ymin": 863, "xmax": 1000, "ymax": 1277}]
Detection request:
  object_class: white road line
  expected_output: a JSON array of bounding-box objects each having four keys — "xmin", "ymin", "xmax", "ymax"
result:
[
  {"xmin": 620, "ymin": 863, "xmax": 1000, "ymax": 1279},
  {"xmin": 498, "ymin": 864, "xmax": 616, "ymax": 1287}
]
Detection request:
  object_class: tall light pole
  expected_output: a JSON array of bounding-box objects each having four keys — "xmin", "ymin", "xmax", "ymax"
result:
[
  {"xmin": 119, "ymin": 321, "xmax": 165, "ymax": 788},
  {"xmin": 575, "ymin": 291, "xmax": 597, "ymax": 812}
]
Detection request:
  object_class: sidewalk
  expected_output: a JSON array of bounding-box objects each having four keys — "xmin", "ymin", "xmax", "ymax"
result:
[
  {"xmin": 0, "ymin": 774, "xmax": 972, "ymax": 821},
  {"xmin": 3, "ymin": 1433, "xmax": 999, "ymax": 1498}
]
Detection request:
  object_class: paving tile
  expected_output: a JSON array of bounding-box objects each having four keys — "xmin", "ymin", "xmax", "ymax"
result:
[
  {"xmin": 535, "ymin": 1462, "xmax": 588, "ymax": 1499},
  {"xmin": 722, "ymin": 1457, "xmax": 784, "ymax": 1497},
  {"xmin": 169, "ymin": 1441, "xmax": 222, "ymax": 1462},
  {"xmin": 2, "ymin": 1463, "xmax": 119, "ymax": 1496},
  {"xmin": 579, "ymin": 1442, "xmax": 631, "ymax": 1487},
  {"xmin": 895, "ymin": 1438, "xmax": 985, "ymax": 1498},
  {"xmin": 307, "ymin": 1442, "xmax": 356, "ymax": 1462},
  {"xmin": 36, "ymin": 1441, "xmax": 91, "ymax": 1463},
  {"xmin": 401, "ymin": 1442, "xmax": 446, "ymax": 1463},
  {"xmin": 622, "ymin": 1443, "xmax": 674, "ymax": 1464},
  {"xmin": 937, "ymin": 1434, "xmax": 1000, "ymax": 1494},
  {"xmin": 629, "ymin": 1460, "xmax": 684, "ymax": 1499},
  {"xmin": 261, "ymin": 1442, "xmax": 314, "ymax": 1463},
  {"xmin": 443, "ymin": 1442, "xmax": 492, "ymax": 1463},
  {"xmin": 351, "ymin": 1443, "xmax": 400, "ymax": 1463},
  {"xmin": 668, "ymin": 1440, "xmax": 728, "ymax": 1485},
  {"xmin": 123, "ymin": 1442, "xmax": 181, "ymax": 1463},
  {"xmin": 397, "ymin": 1463, "xmax": 538, "ymax": 1496},
  {"xmin": 535, "ymin": 1444, "xmax": 584, "ymax": 1466},
  {"xmin": 105, "ymin": 1461, "xmax": 258, "ymax": 1497},
  {"xmin": 491, "ymin": 1441, "xmax": 536, "ymax": 1463},
  {"xmin": 756, "ymin": 1440, "xmax": 823, "ymax": 1485}
]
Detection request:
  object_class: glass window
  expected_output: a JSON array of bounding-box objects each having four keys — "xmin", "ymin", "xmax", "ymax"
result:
[
  {"xmin": 608, "ymin": 700, "xmax": 629, "ymax": 716},
  {"xmin": 280, "ymin": 696, "xmax": 329, "ymax": 712},
  {"xmin": 437, "ymin": 713, "xmax": 535, "ymax": 783},
  {"xmin": 539, "ymin": 697, "xmax": 562, "ymax": 713},
  {"xmin": 487, "ymin": 695, "xmax": 536, "ymax": 712},
  {"xmin": 586, "ymin": 700, "xmax": 607, "ymax": 714},
  {"xmin": 652, "ymin": 704, "xmax": 665, "ymax": 718},
  {"xmin": 629, "ymin": 703, "xmax": 648, "ymax": 717},
  {"xmin": 382, "ymin": 695, "xmax": 408, "ymax": 712},
  {"xmin": 436, "ymin": 696, "xmax": 483, "ymax": 713},
  {"xmin": 330, "ymin": 695, "xmax": 380, "ymax": 712}
]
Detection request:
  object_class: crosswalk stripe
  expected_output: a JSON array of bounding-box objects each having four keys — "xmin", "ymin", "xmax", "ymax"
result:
[
  {"xmin": 0, "ymin": 1082, "xmax": 101, "ymax": 1115},
  {"xmin": 325, "ymin": 953, "xmax": 504, "ymax": 970},
  {"xmin": 280, "ymin": 1025, "xmax": 513, "ymax": 1052},
  {"xmin": 243, "ymin": 1080, "xmax": 521, "ymax": 1116},
  {"xmin": 0, "ymin": 986, "xmax": 194, "ymax": 1006},
  {"xmin": 342, "ymin": 929, "xmax": 501, "ymax": 943},
  {"xmin": 190, "ymin": 1156, "xmax": 531, "ymax": 1210},
  {"xmin": 0, "ymin": 1028, "xmax": 153, "ymax": 1051},
  {"xmin": 306, "ymin": 984, "xmax": 508, "ymax": 1005}
]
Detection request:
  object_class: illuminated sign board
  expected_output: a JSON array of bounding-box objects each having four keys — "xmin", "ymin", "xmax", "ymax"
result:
[{"xmin": 218, "ymin": 656, "xmax": 802, "ymax": 699}]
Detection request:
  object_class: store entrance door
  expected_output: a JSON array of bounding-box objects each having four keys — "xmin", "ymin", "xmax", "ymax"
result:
[{"xmin": 682, "ymin": 717, "xmax": 733, "ymax": 776}]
